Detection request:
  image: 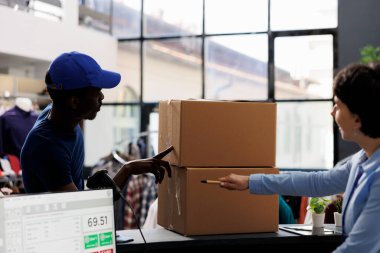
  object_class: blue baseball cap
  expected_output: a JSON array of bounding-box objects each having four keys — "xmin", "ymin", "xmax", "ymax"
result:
[{"xmin": 47, "ymin": 51, "xmax": 121, "ymax": 90}]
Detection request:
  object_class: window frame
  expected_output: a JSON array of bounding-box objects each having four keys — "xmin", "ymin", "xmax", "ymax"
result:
[{"xmin": 108, "ymin": 0, "xmax": 339, "ymax": 170}]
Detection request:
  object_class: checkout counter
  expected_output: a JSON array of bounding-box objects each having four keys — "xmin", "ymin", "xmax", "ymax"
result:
[{"xmin": 116, "ymin": 224, "xmax": 345, "ymax": 253}]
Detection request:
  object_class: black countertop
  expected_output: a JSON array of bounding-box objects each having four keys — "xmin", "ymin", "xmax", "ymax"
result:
[{"xmin": 116, "ymin": 224, "xmax": 345, "ymax": 253}]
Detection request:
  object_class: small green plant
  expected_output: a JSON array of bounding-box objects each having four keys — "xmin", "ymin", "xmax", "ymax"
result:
[
  {"xmin": 334, "ymin": 196, "xmax": 343, "ymax": 214},
  {"xmin": 309, "ymin": 197, "xmax": 330, "ymax": 214},
  {"xmin": 360, "ymin": 45, "xmax": 380, "ymax": 65}
]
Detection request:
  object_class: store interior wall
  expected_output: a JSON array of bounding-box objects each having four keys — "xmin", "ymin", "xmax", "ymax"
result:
[
  {"xmin": 0, "ymin": 4, "xmax": 117, "ymax": 69},
  {"xmin": 0, "ymin": 3, "xmax": 118, "ymax": 100},
  {"xmin": 337, "ymin": 0, "xmax": 380, "ymax": 161}
]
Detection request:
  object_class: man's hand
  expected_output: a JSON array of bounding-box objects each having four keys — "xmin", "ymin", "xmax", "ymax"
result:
[
  {"xmin": 122, "ymin": 146, "xmax": 173, "ymax": 184},
  {"xmin": 219, "ymin": 173, "xmax": 249, "ymax": 191},
  {"xmin": 153, "ymin": 146, "xmax": 174, "ymax": 160}
]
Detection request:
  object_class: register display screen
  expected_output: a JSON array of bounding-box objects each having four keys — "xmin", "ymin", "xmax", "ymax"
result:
[{"xmin": 0, "ymin": 189, "xmax": 116, "ymax": 253}]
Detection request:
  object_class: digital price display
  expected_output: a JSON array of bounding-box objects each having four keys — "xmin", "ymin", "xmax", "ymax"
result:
[
  {"xmin": 84, "ymin": 214, "xmax": 112, "ymax": 231},
  {"xmin": 0, "ymin": 189, "xmax": 116, "ymax": 253}
]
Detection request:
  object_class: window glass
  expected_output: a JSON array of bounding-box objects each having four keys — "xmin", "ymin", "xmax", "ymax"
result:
[
  {"xmin": 149, "ymin": 111, "xmax": 159, "ymax": 155},
  {"xmin": 113, "ymin": 41, "xmax": 141, "ymax": 103},
  {"xmin": 275, "ymin": 35, "xmax": 333, "ymax": 99},
  {"xmin": 205, "ymin": 0, "xmax": 268, "ymax": 34},
  {"xmin": 271, "ymin": 0, "xmax": 338, "ymax": 31},
  {"xmin": 112, "ymin": 0, "xmax": 141, "ymax": 38},
  {"xmin": 277, "ymin": 102, "xmax": 333, "ymax": 169},
  {"xmin": 205, "ymin": 34, "xmax": 268, "ymax": 100},
  {"xmin": 84, "ymin": 105, "xmax": 140, "ymax": 166},
  {"xmin": 144, "ymin": 0, "xmax": 203, "ymax": 37},
  {"xmin": 79, "ymin": 0, "xmax": 112, "ymax": 33},
  {"xmin": 143, "ymin": 38, "xmax": 202, "ymax": 102},
  {"xmin": 30, "ymin": 0, "xmax": 63, "ymax": 21},
  {"xmin": 111, "ymin": 0, "xmax": 338, "ymax": 170},
  {"xmin": 1, "ymin": 0, "xmax": 62, "ymax": 21},
  {"xmin": 79, "ymin": 0, "xmax": 111, "ymax": 14}
]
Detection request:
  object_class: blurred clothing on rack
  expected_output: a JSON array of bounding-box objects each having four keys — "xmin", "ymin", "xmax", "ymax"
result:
[{"xmin": 120, "ymin": 173, "xmax": 157, "ymax": 229}]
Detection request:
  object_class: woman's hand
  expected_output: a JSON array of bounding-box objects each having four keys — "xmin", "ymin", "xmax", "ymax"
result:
[{"xmin": 219, "ymin": 173, "xmax": 249, "ymax": 191}]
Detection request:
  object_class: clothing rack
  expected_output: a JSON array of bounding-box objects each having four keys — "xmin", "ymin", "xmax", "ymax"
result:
[
  {"xmin": 0, "ymin": 155, "xmax": 24, "ymax": 193},
  {"xmin": 113, "ymin": 130, "xmax": 158, "ymax": 158},
  {"xmin": 111, "ymin": 149, "xmax": 127, "ymax": 165}
]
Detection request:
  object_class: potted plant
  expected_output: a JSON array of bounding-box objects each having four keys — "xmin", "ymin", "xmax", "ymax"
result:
[
  {"xmin": 309, "ymin": 197, "xmax": 330, "ymax": 228},
  {"xmin": 333, "ymin": 195, "xmax": 343, "ymax": 227},
  {"xmin": 360, "ymin": 44, "xmax": 380, "ymax": 67}
]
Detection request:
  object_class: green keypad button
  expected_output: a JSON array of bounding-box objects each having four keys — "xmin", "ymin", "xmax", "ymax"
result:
[
  {"xmin": 99, "ymin": 232, "xmax": 113, "ymax": 246},
  {"xmin": 84, "ymin": 234, "xmax": 99, "ymax": 249}
]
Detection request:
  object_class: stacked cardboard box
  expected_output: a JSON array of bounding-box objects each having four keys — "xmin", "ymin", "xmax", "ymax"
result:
[{"xmin": 157, "ymin": 100, "xmax": 278, "ymax": 236}]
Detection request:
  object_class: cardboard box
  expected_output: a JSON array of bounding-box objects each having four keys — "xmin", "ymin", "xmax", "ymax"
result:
[
  {"xmin": 158, "ymin": 100, "xmax": 276, "ymax": 167},
  {"xmin": 158, "ymin": 167, "xmax": 279, "ymax": 236}
]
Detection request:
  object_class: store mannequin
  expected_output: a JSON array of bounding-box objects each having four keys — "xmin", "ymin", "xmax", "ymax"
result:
[
  {"xmin": 15, "ymin": 97, "xmax": 33, "ymax": 112},
  {"xmin": 0, "ymin": 97, "xmax": 38, "ymax": 158}
]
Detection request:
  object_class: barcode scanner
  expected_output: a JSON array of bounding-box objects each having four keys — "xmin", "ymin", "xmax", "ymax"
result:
[
  {"xmin": 86, "ymin": 146, "xmax": 174, "ymax": 202},
  {"xmin": 87, "ymin": 146, "xmax": 174, "ymax": 249},
  {"xmin": 86, "ymin": 170, "xmax": 122, "ymax": 201}
]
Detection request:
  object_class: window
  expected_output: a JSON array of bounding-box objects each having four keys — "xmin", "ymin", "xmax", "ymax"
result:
[
  {"xmin": 205, "ymin": 34, "xmax": 268, "ymax": 100},
  {"xmin": 143, "ymin": 38, "xmax": 202, "ymax": 101},
  {"xmin": 86, "ymin": 0, "xmax": 338, "ymax": 169},
  {"xmin": 79, "ymin": 0, "xmax": 112, "ymax": 33},
  {"xmin": 205, "ymin": 0, "xmax": 268, "ymax": 34},
  {"xmin": 0, "ymin": 0, "xmax": 63, "ymax": 21},
  {"xmin": 271, "ymin": 0, "xmax": 337, "ymax": 31},
  {"xmin": 277, "ymin": 102, "xmax": 334, "ymax": 169},
  {"xmin": 275, "ymin": 35, "xmax": 334, "ymax": 100},
  {"xmin": 84, "ymin": 105, "xmax": 140, "ymax": 166}
]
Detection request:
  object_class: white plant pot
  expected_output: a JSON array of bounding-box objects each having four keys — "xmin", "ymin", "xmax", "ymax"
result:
[
  {"xmin": 334, "ymin": 212, "xmax": 342, "ymax": 227},
  {"xmin": 312, "ymin": 212, "xmax": 325, "ymax": 228}
]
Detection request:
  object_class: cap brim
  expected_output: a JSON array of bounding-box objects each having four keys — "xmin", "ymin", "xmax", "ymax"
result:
[{"xmin": 92, "ymin": 69, "xmax": 121, "ymax": 89}]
